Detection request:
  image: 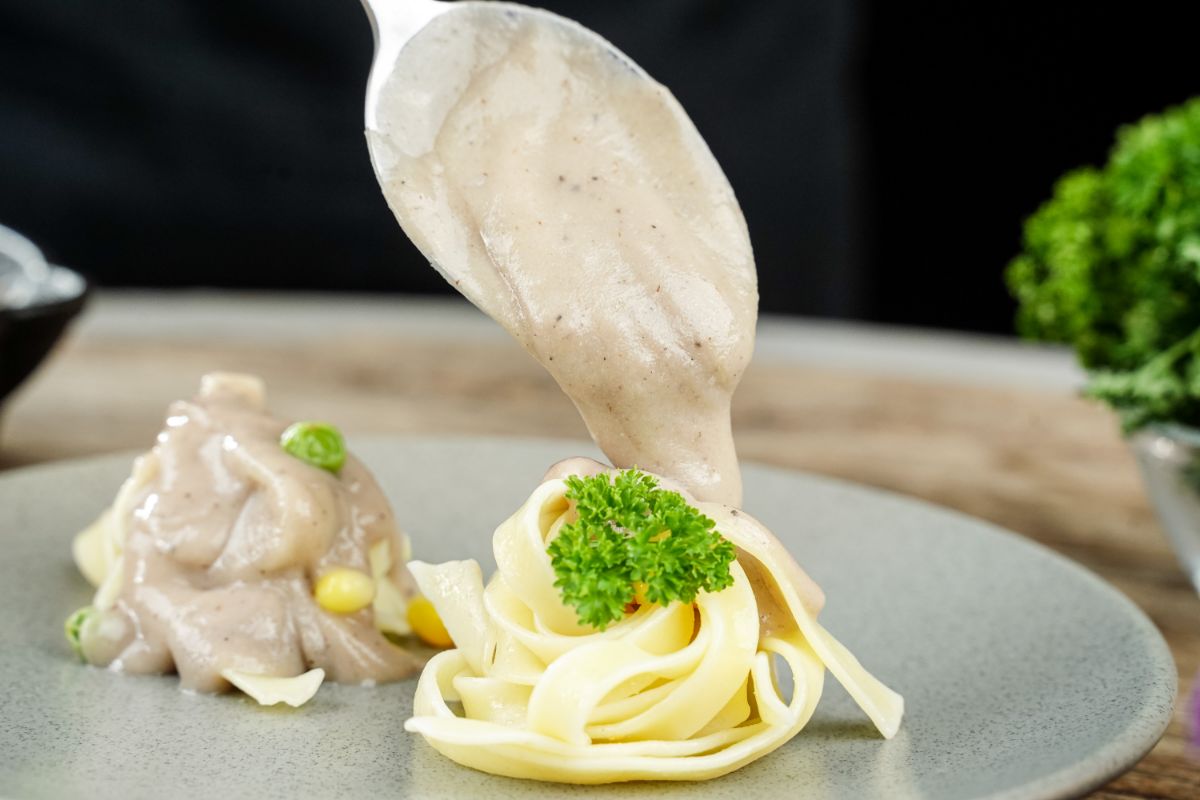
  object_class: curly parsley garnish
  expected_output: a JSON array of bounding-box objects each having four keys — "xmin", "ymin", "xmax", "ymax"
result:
[
  {"xmin": 1006, "ymin": 97, "xmax": 1200, "ymax": 431},
  {"xmin": 547, "ymin": 469, "xmax": 736, "ymax": 630}
]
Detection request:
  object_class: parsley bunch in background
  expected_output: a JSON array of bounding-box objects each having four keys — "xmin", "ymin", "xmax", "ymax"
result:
[
  {"xmin": 548, "ymin": 469, "xmax": 736, "ymax": 631},
  {"xmin": 1007, "ymin": 97, "xmax": 1200, "ymax": 431}
]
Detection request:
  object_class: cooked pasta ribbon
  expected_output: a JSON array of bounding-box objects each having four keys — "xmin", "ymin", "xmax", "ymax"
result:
[
  {"xmin": 405, "ymin": 473, "xmax": 903, "ymax": 783},
  {"xmin": 221, "ymin": 668, "xmax": 326, "ymax": 707}
]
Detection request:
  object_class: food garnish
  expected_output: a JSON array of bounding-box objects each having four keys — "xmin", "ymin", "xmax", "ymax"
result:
[
  {"xmin": 63, "ymin": 605, "xmax": 94, "ymax": 660},
  {"xmin": 547, "ymin": 469, "xmax": 736, "ymax": 630},
  {"xmin": 280, "ymin": 421, "xmax": 347, "ymax": 473},
  {"xmin": 1007, "ymin": 97, "xmax": 1200, "ymax": 431}
]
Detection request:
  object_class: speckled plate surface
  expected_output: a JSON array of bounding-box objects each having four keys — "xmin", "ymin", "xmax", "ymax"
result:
[{"xmin": 0, "ymin": 436, "xmax": 1176, "ymax": 800}]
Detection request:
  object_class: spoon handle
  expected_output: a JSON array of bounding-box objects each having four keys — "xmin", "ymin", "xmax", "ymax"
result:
[{"xmin": 360, "ymin": 0, "xmax": 450, "ymax": 129}]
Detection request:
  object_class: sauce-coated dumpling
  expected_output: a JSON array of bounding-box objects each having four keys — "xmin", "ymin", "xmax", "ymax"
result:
[{"xmin": 71, "ymin": 373, "xmax": 423, "ymax": 702}]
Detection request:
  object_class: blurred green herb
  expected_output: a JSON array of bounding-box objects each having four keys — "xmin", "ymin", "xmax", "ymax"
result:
[{"xmin": 1007, "ymin": 97, "xmax": 1200, "ymax": 431}]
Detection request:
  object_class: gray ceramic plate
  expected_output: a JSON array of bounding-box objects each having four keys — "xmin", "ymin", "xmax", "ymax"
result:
[{"xmin": 0, "ymin": 436, "xmax": 1176, "ymax": 800}]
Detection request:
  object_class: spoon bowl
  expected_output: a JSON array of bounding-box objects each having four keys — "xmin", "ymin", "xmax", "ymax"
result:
[
  {"xmin": 355, "ymin": 0, "xmax": 757, "ymax": 506},
  {"xmin": 359, "ymin": 0, "xmax": 643, "ymax": 131},
  {"xmin": 359, "ymin": 0, "xmax": 451, "ymax": 132},
  {"xmin": 358, "ymin": 0, "xmax": 668, "ymax": 325}
]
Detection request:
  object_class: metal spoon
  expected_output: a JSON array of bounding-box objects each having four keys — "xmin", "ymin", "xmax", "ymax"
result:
[
  {"xmin": 357, "ymin": 0, "xmax": 648, "ymax": 316},
  {"xmin": 359, "ymin": 0, "xmax": 450, "ymax": 133},
  {"xmin": 359, "ymin": 0, "xmax": 642, "ymax": 130}
]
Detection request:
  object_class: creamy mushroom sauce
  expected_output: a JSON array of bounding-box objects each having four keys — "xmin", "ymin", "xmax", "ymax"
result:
[
  {"xmin": 368, "ymin": 6, "xmax": 757, "ymax": 506},
  {"xmin": 74, "ymin": 374, "xmax": 422, "ymax": 691}
]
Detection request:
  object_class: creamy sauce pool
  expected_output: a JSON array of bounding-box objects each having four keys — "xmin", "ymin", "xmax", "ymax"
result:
[
  {"xmin": 369, "ymin": 6, "xmax": 757, "ymax": 506},
  {"xmin": 78, "ymin": 374, "xmax": 422, "ymax": 691}
]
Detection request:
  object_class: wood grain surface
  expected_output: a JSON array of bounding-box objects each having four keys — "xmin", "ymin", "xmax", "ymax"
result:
[{"xmin": 2, "ymin": 294, "xmax": 1197, "ymax": 799}]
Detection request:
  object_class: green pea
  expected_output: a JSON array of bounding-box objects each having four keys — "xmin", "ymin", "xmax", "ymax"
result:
[
  {"xmin": 280, "ymin": 421, "xmax": 346, "ymax": 473},
  {"xmin": 64, "ymin": 606, "xmax": 95, "ymax": 661}
]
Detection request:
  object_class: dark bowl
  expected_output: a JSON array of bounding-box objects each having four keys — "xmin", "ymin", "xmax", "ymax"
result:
[{"xmin": 0, "ymin": 266, "xmax": 90, "ymax": 407}]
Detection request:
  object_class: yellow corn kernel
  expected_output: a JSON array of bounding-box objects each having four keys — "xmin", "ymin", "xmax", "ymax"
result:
[
  {"xmin": 314, "ymin": 568, "xmax": 376, "ymax": 614},
  {"xmin": 407, "ymin": 596, "xmax": 453, "ymax": 649}
]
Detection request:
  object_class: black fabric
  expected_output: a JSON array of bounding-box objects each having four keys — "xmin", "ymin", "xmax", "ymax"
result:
[
  {"xmin": 1, "ymin": 1, "xmax": 1196, "ymax": 331},
  {"xmin": 0, "ymin": 0, "xmax": 860, "ymax": 314},
  {"xmin": 859, "ymin": 2, "xmax": 1200, "ymax": 332}
]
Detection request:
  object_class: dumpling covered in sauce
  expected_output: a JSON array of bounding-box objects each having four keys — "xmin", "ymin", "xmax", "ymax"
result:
[{"xmin": 69, "ymin": 373, "xmax": 424, "ymax": 705}]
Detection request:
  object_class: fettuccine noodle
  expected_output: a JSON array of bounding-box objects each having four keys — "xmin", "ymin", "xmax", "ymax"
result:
[{"xmin": 405, "ymin": 460, "xmax": 903, "ymax": 783}]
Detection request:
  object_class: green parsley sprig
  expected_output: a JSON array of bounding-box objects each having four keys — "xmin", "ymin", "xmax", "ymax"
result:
[
  {"xmin": 546, "ymin": 469, "xmax": 736, "ymax": 630},
  {"xmin": 1006, "ymin": 97, "xmax": 1200, "ymax": 432}
]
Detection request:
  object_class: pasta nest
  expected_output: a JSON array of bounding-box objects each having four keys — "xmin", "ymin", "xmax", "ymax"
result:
[{"xmin": 406, "ymin": 474, "xmax": 903, "ymax": 783}]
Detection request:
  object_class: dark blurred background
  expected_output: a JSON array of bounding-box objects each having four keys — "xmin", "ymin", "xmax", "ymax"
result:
[{"xmin": 0, "ymin": 0, "xmax": 1195, "ymax": 334}]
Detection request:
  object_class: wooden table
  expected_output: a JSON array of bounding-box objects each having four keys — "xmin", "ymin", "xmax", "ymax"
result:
[{"xmin": 4, "ymin": 290, "xmax": 1198, "ymax": 798}]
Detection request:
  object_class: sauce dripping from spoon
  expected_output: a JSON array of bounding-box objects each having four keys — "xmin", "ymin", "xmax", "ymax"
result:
[{"xmin": 364, "ymin": 2, "xmax": 757, "ymax": 506}]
